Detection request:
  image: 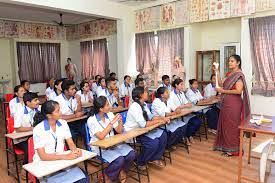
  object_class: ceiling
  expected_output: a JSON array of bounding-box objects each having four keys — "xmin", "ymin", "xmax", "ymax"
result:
[
  {"xmin": 0, "ymin": 2, "xmax": 101, "ymax": 25},
  {"xmin": 109, "ymin": 0, "xmax": 159, "ymax": 7}
]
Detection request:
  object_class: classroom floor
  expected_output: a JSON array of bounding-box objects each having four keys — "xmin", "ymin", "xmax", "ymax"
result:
[{"xmin": 0, "ymin": 116, "xmax": 274, "ymax": 183}]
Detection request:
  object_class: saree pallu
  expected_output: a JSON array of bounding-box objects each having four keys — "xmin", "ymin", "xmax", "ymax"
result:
[{"xmin": 214, "ymin": 71, "xmax": 251, "ymax": 153}]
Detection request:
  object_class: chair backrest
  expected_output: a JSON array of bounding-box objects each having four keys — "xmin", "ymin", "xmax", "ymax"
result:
[
  {"xmin": 4, "ymin": 93, "xmax": 14, "ymax": 102},
  {"xmin": 84, "ymin": 123, "xmax": 92, "ymax": 151},
  {"xmin": 7, "ymin": 117, "xmax": 15, "ymax": 148},
  {"xmin": 5, "ymin": 105, "xmax": 11, "ymax": 120},
  {"xmin": 27, "ymin": 137, "xmax": 36, "ymax": 183},
  {"xmin": 120, "ymin": 111, "xmax": 128, "ymax": 124},
  {"xmin": 124, "ymin": 96, "xmax": 130, "ymax": 108}
]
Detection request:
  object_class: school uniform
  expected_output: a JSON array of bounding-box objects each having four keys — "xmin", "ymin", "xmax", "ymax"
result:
[
  {"xmin": 45, "ymin": 87, "xmax": 54, "ymax": 99},
  {"xmin": 48, "ymin": 91, "xmax": 58, "ymax": 101},
  {"xmin": 14, "ymin": 105, "xmax": 40, "ymax": 164},
  {"xmin": 54, "ymin": 94, "xmax": 86, "ymax": 142},
  {"xmin": 92, "ymin": 82, "xmax": 98, "ymax": 96},
  {"xmin": 9, "ymin": 97, "xmax": 24, "ymax": 117},
  {"xmin": 33, "ymin": 119, "xmax": 88, "ymax": 183},
  {"xmin": 158, "ymin": 83, "xmax": 173, "ymax": 91},
  {"xmin": 99, "ymin": 89, "xmax": 118, "ymax": 108},
  {"xmin": 168, "ymin": 89, "xmax": 202, "ymax": 138},
  {"xmin": 124, "ymin": 102, "xmax": 167, "ymax": 166},
  {"xmin": 96, "ymin": 86, "xmax": 105, "ymax": 97},
  {"xmin": 88, "ymin": 112, "xmax": 136, "ymax": 181},
  {"xmin": 119, "ymin": 83, "xmax": 133, "ymax": 99},
  {"xmin": 76, "ymin": 90, "xmax": 93, "ymax": 104},
  {"xmin": 185, "ymin": 88, "xmax": 218, "ymax": 130},
  {"xmin": 204, "ymin": 83, "xmax": 217, "ymax": 99},
  {"xmin": 152, "ymin": 98, "xmax": 187, "ymax": 148}
]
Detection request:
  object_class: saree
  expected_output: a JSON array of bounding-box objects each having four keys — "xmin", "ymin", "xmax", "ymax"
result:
[{"xmin": 214, "ymin": 71, "xmax": 251, "ymax": 153}]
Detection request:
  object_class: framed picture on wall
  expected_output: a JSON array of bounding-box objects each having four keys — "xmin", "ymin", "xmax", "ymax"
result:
[{"xmin": 220, "ymin": 42, "xmax": 240, "ymax": 77}]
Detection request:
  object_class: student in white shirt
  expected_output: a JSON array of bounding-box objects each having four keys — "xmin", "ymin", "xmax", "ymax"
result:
[
  {"xmin": 87, "ymin": 96, "xmax": 136, "ymax": 182},
  {"xmin": 91, "ymin": 75, "xmax": 101, "ymax": 96},
  {"xmin": 9, "ymin": 85, "xmax": 25, "ymax": 117},
  {"xmin": 134, "ymin": 78, "xmax": 145, "ymax": 88},
  {"xmin": 119, "ymin": 75, "xmax": 134, "ymax": 99},
  {"xmin": 158, "ymin": 75, "xmax": 172, "ymax": 91},
  {"xmin": 152, "ymin": 87, "xmax": 187, "ymax": 150},
  {"xmin": 168, "ymin": 79, "xmax": 202, "ymax": 144},
  {"xmin": 33, "ymin": 100, "xmax": 88, "ymax": 183},
  {"xmin": 45, "ymin": 78, "xmax": 55, "ymax": 100},
  {"xmin": 99, "ymin": 77, "xmax": 123, "ymax": 110},
  {"xmin": 109, "ymin": 72, "xmax": 120, "ymax": 86},
  {"xmin": 96, "ymin": 77, "xmax": 107, "ymax": 97},
  {"xmin": 54, "ymin": 79, "xmax": 86, "ymax": 143},
  {"xmin": 204, "ymin": 74, "xmax": 218, "ymax": 98},
  {"xmin": 14, "ymin": 92, "xmax": 40, "ymax": 178},
  {"xmin": 186, "ymin": 79, "xmax": 219, "ymax": 134},
  {"xmin": 124, "ymin": 87, "xmax": 169, "ymax": 169},
  {"xmin": 21, "ymin": 80, "xmax": 30, "ymax": 92},
  {"xmin": 76, "ymin": 80, "xmax": 93, "ymax": 104},
  {"xmin": 48, "ymin": 78, "xmax": 64, "ymax": 101}
]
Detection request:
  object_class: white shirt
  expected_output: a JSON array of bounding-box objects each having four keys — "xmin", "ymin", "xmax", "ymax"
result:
[
  {"xmin": 185, "ymin": 88, "xmax": 204, "ymax": 105},
  {"xmin": 92, "ymin": 82, "xmax": 98, "ymax": 95},
  {"xmin": 9, "ymin": 97, "xmax": 24, "ymax": 117},
  {"xmin": 76, "ymin": 90, "xmax": 93, "ymax": 104},
  {"xmin": 158, "ymin": 83, "xmax": 173, "ymax": 91},
  {"xmin": 99, "ymin": 89, "xmax": 118, "ymax": 107},
  {"xmin": 96, "ymin": 86, "xmax": 105, "ymax": 97},
  {"xmin": 54, "ymin": 94, "xmax": 78, "ymax": 115},
  {"xmin": 14, "ymin": 105, "xmax": 40, "ymax": 144},
  {"xmin": 119, "ymin": 83, "xmax": 134, "ymax": 98},
  {"xmin": 48, "ymin": 92, "xmax": 58, "ymax": 101},
  {"xmin": 45, "ymin": 87, "xmax": 54, "ymax": 99},
  {"xmin": 152, "ymin": 98, "xmax": 171, "ymax": 117},
  {"xmin": 204, "ymin": 83, "xmax": 217, "ymax": 98},
  {"xmin": 33, "ymin": 119, "xmax": 71, "ymax": 162}
]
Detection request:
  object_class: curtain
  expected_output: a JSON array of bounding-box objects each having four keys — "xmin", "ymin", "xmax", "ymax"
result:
[
  {"xmin": 249, "ymin": 15, "xmax": 275, "ymax": 97},
  {"xmin": 17, "ymin": 42, "xmax": 61, "ymax": 83},
  {"xmin": 93, "ymin": 39, "xmax": 109, "ymax": 77},
  {"xmin": 156, "ymin": 28, "xmax": 184, "ymax": 79},
  {"xmin": 80, "ymin": 41, "xmax": 93, "ymax": 79},
  {"xmin": 135, "ymin": 32, "xmax": 157, "ymax": 74}
]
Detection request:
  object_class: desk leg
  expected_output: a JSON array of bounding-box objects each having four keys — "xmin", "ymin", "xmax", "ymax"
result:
[
  {"xmin": 248, "ymin": 134, "xmax": 252, "ymax": 164},
  {"xmin": 238, "ymin": 129, "xmax": 244, "ymax": 183},
  {"xmin": 99, "ymin": 148, "xmax": 105, "ymax": 183}
]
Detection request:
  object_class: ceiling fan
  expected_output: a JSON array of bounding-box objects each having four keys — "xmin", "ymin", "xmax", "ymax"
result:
[{"xmin": 53, "ymin": 13, "xmax": 66, "ymax": 27}]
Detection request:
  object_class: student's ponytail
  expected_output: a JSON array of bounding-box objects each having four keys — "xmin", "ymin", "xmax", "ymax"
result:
[
  {"xmin": 33, "ymin": 100, "xmax": 59, "ymax": 127},
  {"xmin": 132, "ymin": 87, "xmax": 148, "ymax": 121}
]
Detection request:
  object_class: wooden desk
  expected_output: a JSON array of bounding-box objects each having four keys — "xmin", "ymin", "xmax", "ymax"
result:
[
  {"xmin": 111, "ymin": 107, "xmax": 128, "ymax": 114},
  {"xmin": 238, "ymin": 120, "xmax": 275, "ymax": 183},
  {"xmin": 81, "ymin": 103, "xmax": 93, "ymax": 108},
  {"xmin": 197, "ymin": 99, "xmax": 219, "ymax": 106},
  {"xmin": 67, "ymin": 115, "xmax": 88, "ymax": 123},
  {"xmin": 191, "ymin": 105, "xmax": 210, "ymax": 112},
  {"xmin": 23, "ymin": 149, "xmax": 96, "ymax": 179},
  {"xmin": 169, "ymin": 109, "xmax": 194, "ymax": 120},
  {"xmin": 5, "ymin": 131, "xmax": 33, "ymax": 140}
]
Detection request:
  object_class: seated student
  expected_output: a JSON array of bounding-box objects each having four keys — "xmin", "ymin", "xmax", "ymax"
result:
[
  {"xmin": 45, "ymin": 78, "xmax": 55, "ymax": 99},
  {"xmin": 48, "ymin": 78, "xmax": 64, "ymax": 101},
  {"xmin": 186, "ymin": 79, "xmax": 219, "ymax": 134},
  {"xmin": 96, "ymin": 77, "xmax": 107, "ymax": 97},
  {"xmin": 54, "ymin": 79, "xmax": 86, "ymax": 142},
  {"xmin": 124, "ymin": 87, "xmax": 168, "ymax": 169},
  {"xmin": 76, "ymin": 80, "xmax": 94, "ymax": 104},
  {"xmin": 158, "ymin": 75, "xmax": 172, "ymax": 91},
  {"xmin": 110, "ymin": 72, "xmax": 120, "ymax": 86},
  {"xmin": 119, "ymin": 75, "xmax": 134, "ymax": 99},
  {"xmin": 9, "ymin": 85, "xmax": 25, "ymax": 117},
  {"xmin": 168, "ymin": 79, "xmax": 202, "ymax": 144},
  {"xmin": 14, "ymin": 92, "xmax": 40, "ymax": 178},
  {"xmin": 172, "ymin": 75, "xmax": 179, "ymax": 83},
  {"xmin": 92, "ymin": 75, "xmax": 101, "ymax": 95},
  {"xmin": 134, "ymin": 78, "xmax": 145, "ymax": 88},
  {"xmin": 204, "ymin": 74, "xmax": 218, "ymax": 99},
  {"xmin": 21, "ymin": 80, "xmax": 30, "ymax": 92},
  {"xmin": 33, "ymin": 100, "xmax": 89, "ymax": 183},
  {"xmin": 136, "ymin": 74, "xmax": 143, "ymax": 79},
  {"xmin": 88, "ymin": 96, "xmax": 136, "ymax": 182},
  {"xmin": 99, "ymin": 77, "xmax": 123, "ymax": 109},
  {"xmin": 152, "ymin": 87, "xmax": 187, "ymax": 150}
]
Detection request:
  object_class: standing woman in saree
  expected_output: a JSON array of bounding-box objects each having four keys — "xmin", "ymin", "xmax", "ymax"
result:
[{"xmin": 213, "ymin": 55, "xmax": 251, "ymax": 156}]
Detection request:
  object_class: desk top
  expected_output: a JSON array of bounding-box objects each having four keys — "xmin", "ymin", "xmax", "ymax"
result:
[
  {"xmin": 23, "ymin": 149, "xmax": 96, "ymax": 179},
  {"xmin": 169, "ymin": 109, "xmax": 194, "ymax": 120},
  {"xmin": 239, "ymin": 123, "xmax": 275, "ymax": 136},
  {"xmin": 112, "ymin": 107, "xmax": 128, "ymax": 114},
  {"xmin": 81, "ymin": 103, "xmax": 93, "ymax": 108},
  {"xmin": 191, "ymin": 105, "xmax": 210, "ymax": 112},
  {"xmin": 5, "ymin": 131, "xmax": 33, "ymax": 140},
  {"xmin": 67, "ymin": 115, "xmax": 88, "ymax": 123},
  {"xmin": 197, "ymin": 99, "xmax": 219, "ymax": 106}
]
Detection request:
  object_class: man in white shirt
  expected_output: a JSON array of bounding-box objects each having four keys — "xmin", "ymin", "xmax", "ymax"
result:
[{"xmin": 54, "ymin": 79, "xmax": 86, "ymax": 143}]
